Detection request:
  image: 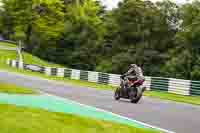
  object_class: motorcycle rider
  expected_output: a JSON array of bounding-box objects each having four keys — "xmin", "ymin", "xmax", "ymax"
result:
[{"xmin": 120, "ymin": 64, "xmax": 145, "ymax": 91}]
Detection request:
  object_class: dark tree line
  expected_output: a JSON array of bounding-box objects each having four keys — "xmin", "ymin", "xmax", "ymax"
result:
[{"xmin": 0, "ymin": 0, "xmax": 200, "ymax": 80}]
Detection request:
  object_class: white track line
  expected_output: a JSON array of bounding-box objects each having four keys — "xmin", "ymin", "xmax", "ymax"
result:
[{"xmin": 43, "ymin": 93, "xmax": 175, "ymax": 133}]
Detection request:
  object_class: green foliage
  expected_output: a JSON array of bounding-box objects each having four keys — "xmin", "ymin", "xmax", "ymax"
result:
[
  {"xmin": 96, "ymin": 60, "xmax": 112, "ymax": 73},
  {"xmin": 0, "ymin": 0, "xmax": 199, "ymax": 80},
  {"xmin": 58, "ymin": 0, "xmax": 106, "ymax": 70},
  {"xmin": 32, "ymin": 0, "xmax": 64, "ymax": 45},
  {"xmin": 165, "ymin": 0, "xmax": 200, "ymax": 80},
  {"xmin": 0, "ymin": 0, "xmax": 33, "ymax": 41},
  {"xmin": 104, "ymin": 0, "xmax": 177, "ymax": 76}
]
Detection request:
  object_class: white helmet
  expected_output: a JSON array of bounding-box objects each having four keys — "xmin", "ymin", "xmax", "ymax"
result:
[{"xmin": 130, "ymin": 64, "xmax": 137, "ymax": 68}]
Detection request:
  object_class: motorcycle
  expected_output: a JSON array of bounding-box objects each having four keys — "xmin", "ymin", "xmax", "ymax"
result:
[{"xmin": 114, "ymin": 76, "xmax": 146, "ymax": 103}]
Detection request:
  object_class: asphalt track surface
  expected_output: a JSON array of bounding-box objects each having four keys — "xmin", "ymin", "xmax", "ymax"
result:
[{"xmin": 0, "ymin": 71, "xmax": 200, "ymax": 133}]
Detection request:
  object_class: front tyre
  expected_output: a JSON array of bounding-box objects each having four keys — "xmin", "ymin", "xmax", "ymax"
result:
[
  {"xmin": 114, "ymin": 88, "xmax": 121, "ymax": 100},
  {"xmin": 129, "ymin": 87, "xmax": 143, "ymax": 103}
]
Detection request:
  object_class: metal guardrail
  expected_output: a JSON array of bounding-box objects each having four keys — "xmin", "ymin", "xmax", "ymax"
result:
[
  {"xmin": 0, "ymin": 39, "xmax": 17, "ymax": 44},
  {"xmin": 7, "ymin": 59, "xmax": 200, "ymax": 96}
]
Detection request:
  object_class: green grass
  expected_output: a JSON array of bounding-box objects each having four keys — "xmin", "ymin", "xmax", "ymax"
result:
[
  {"xmin": 0, "ymin": 104, "xmax": 159, "ymax": 133},
  {"xmin": 145, "ymin": 91, "xmax": 200, "ymax": 105},
  {"xmin": 22, "ymin": 52, "xmax": 62, "ymax": 67},
  {"xmin": 0, "ymin": 41, "xmax": 62, "ymax": 67},
  {"xmin": 0, "ymin": 82, "xmax": 36, "ymax": 94},
  {"xmin": 0, "ymin": 50, "xmax": 62, "ymax": 67},
  {"xmin": 0, "ymin": 50, "xmax": 17, "ymax": 65},
  {"xmin": 0, "ymin": 41, "xmax": 17, "ymax": 47}
]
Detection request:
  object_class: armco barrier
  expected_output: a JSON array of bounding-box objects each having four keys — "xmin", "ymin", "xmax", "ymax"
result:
[
  {"xmin": 151, "ymin": 77, "xmax": 169, "ymax": 92},
  {"xmin": 190, "ymin": 81, "xmax": 200, "ymax": 96},
  {"xmin": 0, "ymin": 39, "xmax": 17, "ymax": 44},
  {"xmin": 7, "ymin": 59, "xmax": 200, "ymax": 96}
]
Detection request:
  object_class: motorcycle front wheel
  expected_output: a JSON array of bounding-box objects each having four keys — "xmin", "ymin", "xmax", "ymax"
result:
[{"xmin": 129, "ymin": 87, "xmax": 143, "ymax": 103}]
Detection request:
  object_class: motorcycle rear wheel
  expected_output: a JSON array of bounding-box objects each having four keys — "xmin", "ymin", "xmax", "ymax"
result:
[{"xmin": 114, "ymin": 88, "xmax": 121, "ymax": 100}]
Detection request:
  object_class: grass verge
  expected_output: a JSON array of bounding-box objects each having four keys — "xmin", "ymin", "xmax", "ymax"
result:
[
  {"xmin": 145, "ymin": 91, "xmax": 200, "ymax": 105},
  {"xmin": 0, "ymin": 41, "xmax": 17, "ymax": 47},
  {"xmin": 0, "ymin": 104, "xmax": 159, "ymax": 133},
  {"xmin": 0, "ymin": 49, "xmax": 62, "ymax": 68},
  {"xmin": 0, "ymin": 82, "xmax": 36, "ymax": 94}
]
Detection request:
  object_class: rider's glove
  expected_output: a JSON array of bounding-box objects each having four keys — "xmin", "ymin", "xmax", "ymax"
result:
[{"xmin": 120, "ymin": 74, "xmax": 126, "ymax": 80}]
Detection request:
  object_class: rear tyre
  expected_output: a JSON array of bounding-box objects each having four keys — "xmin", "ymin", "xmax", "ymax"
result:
[
  {"xmin": 114, "ymin": 88, "xmax": 121, "ymax": 100},
  {"xmin": 142, "ymin": 86, "xmax": 146, "ymax": 93}
]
